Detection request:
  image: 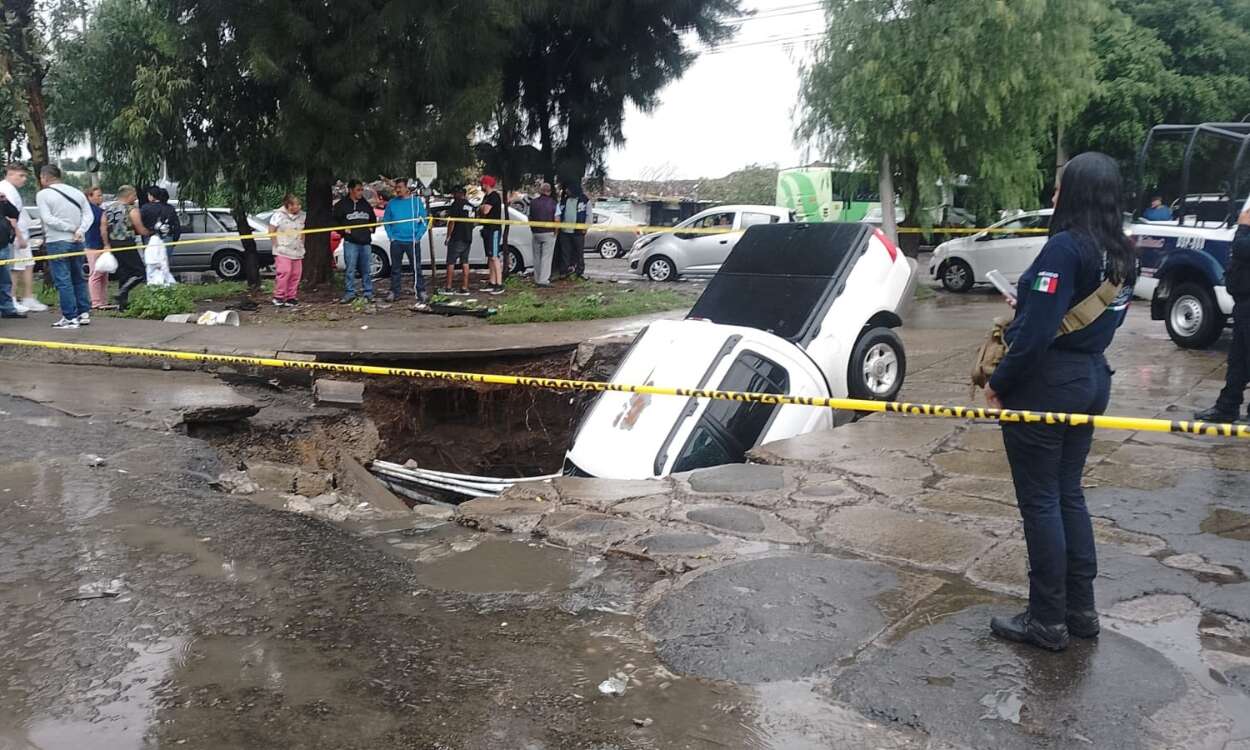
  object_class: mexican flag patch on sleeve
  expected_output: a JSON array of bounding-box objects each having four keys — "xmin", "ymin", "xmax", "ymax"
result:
[{"xmin": 1032, "ymin": 272, "xmax": 1059, "ymax": 294}]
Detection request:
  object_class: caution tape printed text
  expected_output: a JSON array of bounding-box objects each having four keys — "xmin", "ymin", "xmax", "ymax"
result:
[{"xmin": 0, "ymin": 336, "xmax": 1243, "ymax": 440}]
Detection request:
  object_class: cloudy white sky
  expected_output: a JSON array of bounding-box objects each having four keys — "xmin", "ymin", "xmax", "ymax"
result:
[{"xmin": 606, "ymin": 0, "xmax": 824, "ymax": 181}]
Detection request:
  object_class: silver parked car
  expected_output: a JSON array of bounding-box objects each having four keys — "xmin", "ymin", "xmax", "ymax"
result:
[
  {"xmin": 585, "ymin": 210, "xmax": 643, "ymax": 259},
  {"xmin": 627, "ymin": 204, "xmax": 793, "ymax": 281},
  {"xmin": 172, "ymin": 207, "xmax": 275, "ymax": 280}
]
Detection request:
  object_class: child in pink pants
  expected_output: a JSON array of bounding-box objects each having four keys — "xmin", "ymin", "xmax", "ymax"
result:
[{"xmin": 268, "ymin": 194, "xmax": 306, "ymax": 306}]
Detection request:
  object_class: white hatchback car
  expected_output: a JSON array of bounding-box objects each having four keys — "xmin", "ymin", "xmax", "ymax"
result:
[
  {"xmin": 567, "ymin": 222, "xmax": 917, "ymax": 479},
  {"xmin": 627, "ymin": 204, "xmax": 793, "ymax": 281},
  {"xmin": 928, "ymin": 209, "xmax": 1052, "ymax": 292}
]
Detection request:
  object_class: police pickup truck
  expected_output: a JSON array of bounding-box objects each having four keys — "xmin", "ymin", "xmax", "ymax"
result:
[{"xmin": 1132, "ymin": 121, "xmax": 1250, "ymax": 349}]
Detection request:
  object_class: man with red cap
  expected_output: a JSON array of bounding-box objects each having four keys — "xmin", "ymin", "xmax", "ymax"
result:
[{"xmin": 478, "ymin": 175, "xmax": 504, "ymax": 294}]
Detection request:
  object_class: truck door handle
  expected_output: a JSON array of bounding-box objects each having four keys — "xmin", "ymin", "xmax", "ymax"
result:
[{"xmin": 718, "ymin": 239, "xmax": 728, "ymax": 244}]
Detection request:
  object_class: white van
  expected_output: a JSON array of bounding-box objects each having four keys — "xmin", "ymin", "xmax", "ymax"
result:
[{"xmin": 567, "ymin": 222, "xmax": 917, "ymax": 479}]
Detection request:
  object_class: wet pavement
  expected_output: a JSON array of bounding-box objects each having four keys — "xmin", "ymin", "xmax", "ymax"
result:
[{"xmin": 2, "ymin": 279, "xmax": 1249, "ymax": 748}]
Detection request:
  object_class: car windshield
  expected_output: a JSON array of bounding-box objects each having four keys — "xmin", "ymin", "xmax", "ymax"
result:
[{"xmin": 212, "ymin": 212, "xmax": 238, "ymax": 232}]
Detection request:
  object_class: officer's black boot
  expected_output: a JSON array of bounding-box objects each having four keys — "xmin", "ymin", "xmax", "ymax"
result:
[
  {"xmin": 990, "ymin": 611, "xmax": 1069, "ymax": 652},
  {"xmin": 1066, "ymin": 609, "xmax": 1100, "ymax": 638},
  {"xmin": 1194, "ymin": 406, "xmax": 1241, "ymax": 423}
]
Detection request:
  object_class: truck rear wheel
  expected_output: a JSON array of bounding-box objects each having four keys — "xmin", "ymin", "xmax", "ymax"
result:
[
  {"xmin": 1165, "ymin": 282, "xmax": 1223, "ymax": 349},
  {"xmin": 849, "ymin": 327, "xmax": 906, "ymax": 401}
]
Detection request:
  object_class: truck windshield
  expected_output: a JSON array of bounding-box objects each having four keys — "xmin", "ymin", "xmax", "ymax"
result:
[{"xmin": 671, "ymin": 352, "xmax": 790, "ymax": 473}]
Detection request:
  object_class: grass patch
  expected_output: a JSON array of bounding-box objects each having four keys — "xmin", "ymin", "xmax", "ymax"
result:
[
  {"xmin": 913, "ymin": 283, "xmax": 937, "ymax": 301},
  {"xmin": 488, "ymin": 277, "xmax": 693, "ymax": 325}
]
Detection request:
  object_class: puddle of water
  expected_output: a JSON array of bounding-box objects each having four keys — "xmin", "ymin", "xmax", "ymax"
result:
[
  {"xmin": 0, "ymin": 637, "xmax": 188, "ymax": 750},
  {"xmin": 1110, "ymin": 612, "xmax": 1250, "ymax": 743},
  {"xmin": 559, "ymin": 613, "xmax": 766, "ymax": 749},
  {"xmin": 1200, "ymin": 508, "xmax": 1250, "ymax": 541},
  {"xmin": 416, "ymin": 536, "xmax": 579, "ymax": 593},
  {"xmin": 111, "ymin": 509, "xmax": 265, "ymax": 585}
]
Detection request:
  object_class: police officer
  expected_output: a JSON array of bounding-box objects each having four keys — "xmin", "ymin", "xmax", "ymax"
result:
[
  {"xmin": 1194, "ymin": 207, "xmax": 1250, "ymax": 423},
  {"xmin": 983, "ymin": 152, "xmax": 1138, "ymax": 652}
]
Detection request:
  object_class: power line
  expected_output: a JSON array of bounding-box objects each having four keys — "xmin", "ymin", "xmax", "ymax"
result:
[
  {"xmin": 703, "ymin": 32, "xmax": 825, "ymax": 54},
  {"xmin": 732, "ymin": 4, "xmax": 825, "ymax": 24}
]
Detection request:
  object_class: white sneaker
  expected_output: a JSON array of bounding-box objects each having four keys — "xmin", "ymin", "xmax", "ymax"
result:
[
  {"xmin": 21, "ymin": 297, "xmax": 48, "ymax": 312},
  {"xmin": 12, "ymin": 300, "xmax": 27, "ymax": 314},
  {"xmin": 51, "ymin": 317, "xmax": 79, "ymax": 330},
  {"xmin": 76, "ymin": 312, "xmax": 91, "ymax": 326}
]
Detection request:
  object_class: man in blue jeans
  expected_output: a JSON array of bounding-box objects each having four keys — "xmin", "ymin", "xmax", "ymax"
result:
[
  {"xmin": 0, "ymin": 192, "xmax": 27, "ymax": 318},
  {"xmin": 332, "ymin": 179, "xmax": 376, "ymax": 303},
  {"xmin": 35, "ymin": 165, "xmax": 92, "ymax": 329},
  {"xmin": 381, "ymin": 178, "xmax": 429, "ymax": 308}
]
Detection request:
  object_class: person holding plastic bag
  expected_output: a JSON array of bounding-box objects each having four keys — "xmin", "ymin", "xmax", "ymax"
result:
[
  {"xmin": 83, "ymin": 186, "xmax": 113, "ymax": 309},
  {"xmin": 138, "ymin": 186, "xmax": 180, "ymax": 286}
]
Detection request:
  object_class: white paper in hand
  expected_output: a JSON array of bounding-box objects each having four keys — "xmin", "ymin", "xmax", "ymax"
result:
[{"xmin": 986, "ymin": 269, "xmax": 1016, "ymax": 302}]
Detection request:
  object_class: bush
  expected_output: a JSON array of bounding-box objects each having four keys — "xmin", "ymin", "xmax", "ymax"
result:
[{"xmin": 122, "ymin": 285, "xmax": 195, "ymax": 319}]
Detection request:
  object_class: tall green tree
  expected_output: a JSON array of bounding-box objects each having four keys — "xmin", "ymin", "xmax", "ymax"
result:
[
  {"xmin": 799, "ymin": 0, "xmax": 1102, "ymax": 240},
  {"xmin": 1067, "ymin": 0, "xmax": 1250, "ymax": 169},
  {"xmin": 166, "ymin": 0, "xmax": 514, "ymax": 287},
  {"xmin": 503, "ymin": 0, "xmax": 740, "ymax": 183},
  {"xmin": 0, "ymin": 0, "xmax": 52, "ymax": 169}
]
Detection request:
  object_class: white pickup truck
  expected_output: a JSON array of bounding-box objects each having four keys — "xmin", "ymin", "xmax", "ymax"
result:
[{"xmin": 565, "ymin": 222, "xmax": 917, "ymax": 479}]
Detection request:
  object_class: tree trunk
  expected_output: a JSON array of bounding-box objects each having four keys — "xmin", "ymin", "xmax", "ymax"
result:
[
  {"xmin": 232, "ymin": 201, "xmax": 261, "ymax": 290},
  {"xmin": 0, "ymin": 0, "xmax": 49, "ymax": 172},
  {"xmin": 878, "ymin": 153, "xmax": 897, "ymax": 245},
  {"xmin": 303, "ymin": 165, "xmax": 334, "ymax": 288},
  {"xmin": 501, "ymin": 177, "xmax": 512, "ymax": 277}
]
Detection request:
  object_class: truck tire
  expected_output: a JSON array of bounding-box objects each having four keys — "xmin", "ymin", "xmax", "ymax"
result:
[
  {"xmin": 940, "ymin": 259, "xmax": 974, "ymax": 293},
  {"xmin": 849, "ymin": 327, "xmax": 906, "ymax": 401},
  {"xmin": 1165, "ymin": 282, "xmax": 1223, "ymax": 349}
]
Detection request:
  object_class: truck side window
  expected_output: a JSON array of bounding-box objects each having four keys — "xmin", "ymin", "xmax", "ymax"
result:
[{"xmin": 672, "ymin": 352, "xmax": 790, "ymax": 473}]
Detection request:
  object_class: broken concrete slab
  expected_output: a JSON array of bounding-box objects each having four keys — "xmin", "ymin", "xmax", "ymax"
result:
[
  {"xmin": 539, "ymin": 511, "xmax": 652, "ymax": 549},
  {"xmin": 338, "ymin": 455, "xmax": 411, "ymax": 514},
  {"xmin": 966, "ymin": 540, "xmax": 1028, "ymax": 597},
  {"xmin": 313, "ymin": 378, "xmax": 365, "ymax": 408},
  {"xmin": 247, "ymin": 460, "xmax": 333, "ymax": 497},
  {"xmin": 1160, "ymin": 553, "xmax": 1242, "ymax": 580},
  {"xmin": 685, "ymin": 463, "xmax": 787, "ymax": 493},
  {"xmin": 551, "ymin": 476, "xmax": 670, "ymax": 512},
  {"xmin": 643, "ymin": 554, "xmax": 918, "ymax": 683},
  {"xmin": 931, "ymin": 450, "xmax": 1013, "ymax": 480},
  {"xmin": 1105, "ymin": 593, "xmax": 1197, "ymax": 623},
  {"xmin": 0, "ymin": 360, "xmax": 258, "ymax": 428},
  {"xmin": 914, "ymin": 491, "xmax": 1018, "ymax": 521},
  {"xmin": 815, "ymin": 505, "xmax": 998, "ymax": 573},
  {"xmin": 456, "ymin": 485, "xmax": 554, "ymax": 534},
  {"xmin": 682, "ymin": 504, "xmax": 806, "ymax": 544}
]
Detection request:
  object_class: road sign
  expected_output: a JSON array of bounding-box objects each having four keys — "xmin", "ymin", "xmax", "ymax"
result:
[{"xmin": 415, "ymin": 161, "xmax": 437, "ymax": 185}]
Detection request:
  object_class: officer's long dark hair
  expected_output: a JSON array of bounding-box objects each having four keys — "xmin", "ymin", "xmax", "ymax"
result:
[{"xmin": 1050, "ymin": 152, "xmax": 1138, "ymax": 285}]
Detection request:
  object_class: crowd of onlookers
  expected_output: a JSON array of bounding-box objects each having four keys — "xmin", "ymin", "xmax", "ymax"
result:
[{"xmin": 0, "ymin": 162, "xmax": 596, "ymax": 326}]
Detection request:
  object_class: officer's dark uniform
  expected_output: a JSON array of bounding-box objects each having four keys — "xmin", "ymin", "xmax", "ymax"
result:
[
  {"xmin": 1198, "ymin": 222, "xmax": 1250, "ymax": 421},
  {"xmin": 989, "ymin": 231, "xmax": 1133, "ymax": 632}
]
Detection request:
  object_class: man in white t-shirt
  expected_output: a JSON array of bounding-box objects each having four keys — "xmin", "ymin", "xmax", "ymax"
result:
[{"xmin": 0, "ymin": 163, "xmax": 49, "ymax": 313}]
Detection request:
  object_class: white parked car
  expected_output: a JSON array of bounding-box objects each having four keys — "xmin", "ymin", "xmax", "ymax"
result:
[
  {"xmin": 333, "ymin": 202, "xmax": 534, "ymax": 278},
  {"xmin": 928, "ymin": 209, "xmax": 1052, "ymax": 292},
  {"xmin": 567, "ymin": 222, "xmax": 918, "ymax": 479},
  {"xmin": 626, "ymin": 204, "xmax": 793, "ymax": 281}
]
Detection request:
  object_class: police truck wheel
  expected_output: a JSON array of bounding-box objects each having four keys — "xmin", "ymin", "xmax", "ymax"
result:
[
  {"xmin": 213, "ymin": 249, "xmax": 244, "ymax": 281},
  {"xmin": 848, "ymin": 327, "xmax": 906, "ymax": 401},
  {"xmin": 940, "ymin": 259, "xmax": 974, "ymax": 293},
  {"xmin": 1165, "ymin": 282, "xmax": 1223, "ymax": 349}
]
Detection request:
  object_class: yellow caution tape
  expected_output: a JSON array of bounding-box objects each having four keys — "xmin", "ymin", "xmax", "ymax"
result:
[
  {"xmin": 0, "ymin": 336, "xmax": 1243, "ymax": 439},
  {"xmin": 3, "ymin": 210, "xmax": 1045, "ymax": 268}
]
